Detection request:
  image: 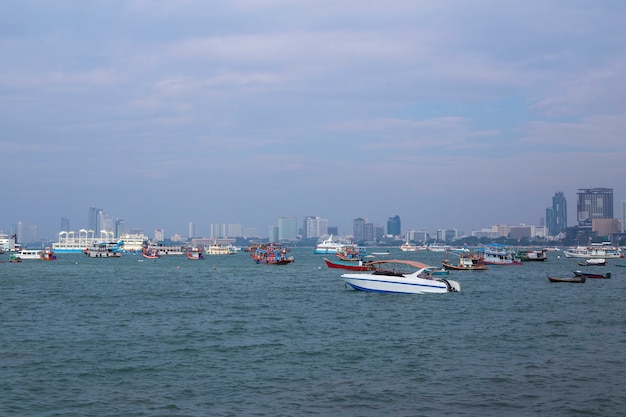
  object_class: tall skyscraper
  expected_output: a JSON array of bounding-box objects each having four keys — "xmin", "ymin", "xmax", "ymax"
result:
[
  {"xmin": 61, "ymin": 217, "xmax": 70, "ymax": 233},
  {"xmin": 278, "ymin": 217, "xmax": 297, "ymax": 241},
  {"xmin": 188, "ymin": 221, "xmax": 196, "ymax": 239},
  {"xmin": 114, "ymin": 218, "xmax": 125, "ymax": 238},
  {"xmin": 88, "ymin": 206, "xmax": 102, "ymax": 233},
  {"xmin": 387, "ymin": 215, "xmax": 401, "ymax": 237},
  {"xmin": 577, "ymin": 188, "xmax": 613, "ymax": 227},
  {"xmin": 303, "ymin": 216, "xmax": 328, "ymax": 238},
  {"xmin": 546, "ymin": 191, "xmax": 567, "ymax": 236},
  {"xmin": 353, "ymin": 218, "xmax": 366, "ymax": 243},
  {"xmin": 227, "ymin": 224, "xmax": 242, "ymax": 238},
  {"xmin": 210, "ymin": 223, "xmax": 226, "ymax": 238},
  {"xmin": 621, "ymin": 200, "xmax": 626, "ymax": 233}
]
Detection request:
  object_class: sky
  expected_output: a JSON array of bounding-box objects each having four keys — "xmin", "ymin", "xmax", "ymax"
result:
[{"xmin": 2, "ymin": 0, "xmax": 626, "ymax": 240}]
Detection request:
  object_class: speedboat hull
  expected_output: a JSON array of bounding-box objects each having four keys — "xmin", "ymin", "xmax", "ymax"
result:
[{"xmin": 341, "ymin": 272, "xmax": 460, "ymax": 294}]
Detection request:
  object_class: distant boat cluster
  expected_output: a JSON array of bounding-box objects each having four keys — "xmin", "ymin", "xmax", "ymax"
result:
[{"xmin": 3, "ymin": 233, "xmax": 624, "ymax": 293}]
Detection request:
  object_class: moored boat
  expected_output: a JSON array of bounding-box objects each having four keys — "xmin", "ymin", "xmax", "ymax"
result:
[
  {"xmin": 324, "ymin": 257, "xmax": 373, "ymax": 271},
  {"xmin": 480, "ymin": 244, "xmax": 522, "ymax": 265},
  {"xmin": 252, "ymin": 244, "xmax": 294, "ymax": 264},
  {"xmin": 548, "ymin": 275, "xmax": 586, "ymax": 283},
  {"xmin": 399, "ymin": 240, "xmax": 421, "ymax": 252},
  {"xmin": 314, "ymin": 235, "xmax": 357, "ymax": 254},
  {"xmin": 9, "ymin": 254, "xmax": 22, "ymax": 263},
  {"xmin": 573, "ymin": 270, "xmax": 611, "ymax": 279},
  {"xmin": 563, "ymin": 243, "xmax": 623, "ymax": 259},
  {"xmin": 186, "ymin": 247, "xmax": 204, "ymax": 260},
  {"xmin": 206, "ymin": 243, "xmax": 237, "ymax": 255},
  {"xmin": 13, "ymin": 249, "xmax": 43, "ymax": 260},
  {"xmin": 517, "ymin": 248, "xmax": 548, "ymax": 262},
  {"xmin": 40, "ymin": 247, "xmax": 57, "ymax": 260},
  {"xmin": 578, "ymin": 258, "xmax": 606, "ymax": 266},
  {"xmin": 141, "ymin": 248, "xmax": 161, "ymax": 259},
  {"xmin": 84, "ymin": 241, "xmax": 123, "ymax": 258},
  {"xmin": 441, "ymin": 251, "xmax": 488, "ymax": 271},
  {"xmin": 340, "ymin": 260, "xmax": 461, "ymax": 294}
]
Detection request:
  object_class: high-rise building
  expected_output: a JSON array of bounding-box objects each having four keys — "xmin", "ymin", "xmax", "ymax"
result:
[
  {"xmin": 577, "ymin": 188, "xmax": 613, "ymax": 227},
  {"xmin": 61, "ymin": 217, "xmax": 70, "ymax": 233},
  {"xmin": 303, "ymin": 216, "xmax": 328, "ymax": 238},
  {"xmin": 154, "ymin": 229, "xmax": 164, "ymax": 241},
  {"xmin": 227, "ymin": 224, "xmax": 242, "ymax": 238},
  {"xmin": 114, "ymin": 218, "xmax": 126, "ymax": 238},
  {"xmin": 210, "ymin": 223, "xmax": 226, "ymax": 238},
  {"xmin": 188, "ymin": 222, "xmax": 196, "ymax": 239},
  {"xmin": 437, "ymin": 229, "xmax": 458, "ymax": 242},
  {"xmin": 546, "ymin": 191, "xmax": 567, "ymax": 236},
  {"xmin": 88, "ymin": 206, "xmax": 102, "ymax": 233},
  {"xmin": 364, "ymin": 222, "xmax": 374, "ymax": 242},
  {"xmin": 387, "ymin": 215, "xmax": 401, "ymax": 237},
  {"xmin": 353, "ymin": 218, "xmax": 366, "ymax": 243},
  {"xmin": 268, "ymin": 226, "xmax": 279, "ymax": 242},
  {"xmin": 244, "ymin": 228, "xmax": 259, "ymax": 238},
  {"xmin": 622, "ymin": 200, "xmax": 626, "ymax": 233},
  {"xmin": 278, "ymin": 217, "xmax": 297, "ymax": 241}
]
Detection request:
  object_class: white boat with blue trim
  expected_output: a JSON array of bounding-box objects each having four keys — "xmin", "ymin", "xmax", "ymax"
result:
[
  {"xmin": 340, "ymin": 260, "xmax": 461, "ymax": 294},
  {"xmin": 314, "ymin": 235, "xmax": 358, "ymax": 254}
]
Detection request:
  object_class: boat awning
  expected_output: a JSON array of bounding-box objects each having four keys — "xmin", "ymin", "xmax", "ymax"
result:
[{"xmin": 367, "ymin": 259, "xmax": 431, "ymax": 269}]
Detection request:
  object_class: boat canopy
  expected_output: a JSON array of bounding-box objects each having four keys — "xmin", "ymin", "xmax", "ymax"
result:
[{"xmin": 367, "ymin": 259, "xmax": 431, "ymax": 269}]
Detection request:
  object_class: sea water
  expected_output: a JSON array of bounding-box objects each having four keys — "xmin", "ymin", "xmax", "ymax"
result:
[{"xmin": 1, "ymin": 249, "xmax": 625, "ymax": 416}]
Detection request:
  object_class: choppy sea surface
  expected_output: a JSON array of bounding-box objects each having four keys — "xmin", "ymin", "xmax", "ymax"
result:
[{"xmin": 1, "ymin": 248, "xmax": 625, "ymax": 417}]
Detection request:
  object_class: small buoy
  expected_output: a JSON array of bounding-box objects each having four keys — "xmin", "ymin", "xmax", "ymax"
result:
[
  {"xmin": 212, "ymin": 266, "xmax": 216, "ymax": 270},
  {"xmin": 557, "ymin": 255, "xmax": 560, "ymax": 259},
  {"xmin": 176, "ymin": 265, "xmax": 180, "ymax": 269}
]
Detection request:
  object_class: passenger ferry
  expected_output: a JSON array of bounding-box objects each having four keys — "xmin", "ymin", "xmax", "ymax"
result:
[
  {"xmin": 13, "ymin": 248, "xmax": 43, "ymax": 260},
  {"xmin": 563, "ymin": 243, "xmax": 623, "ymax": 259}
]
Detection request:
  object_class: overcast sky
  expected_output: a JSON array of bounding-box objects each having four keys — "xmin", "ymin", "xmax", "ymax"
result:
[{"xmin": 2, "ymin": 0, "xmax": 625, "ymax": 239}]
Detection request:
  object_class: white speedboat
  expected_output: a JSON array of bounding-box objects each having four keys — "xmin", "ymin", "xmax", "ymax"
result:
[{"xmin": 340, "ymin": 260, "xmax": 461, "ymax": 294}]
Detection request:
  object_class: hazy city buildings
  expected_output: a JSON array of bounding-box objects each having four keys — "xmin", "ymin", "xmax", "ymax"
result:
[
  {"xmin": 387, "ymin": 215, "xmax": 401, "ymax": 237},
  {"xmin": 188, "ymin": 222, "xmax": 196, "ymax": 239},
  {"xmin": 278, "ymin": 217, "xmax": 297, "ymax": 241},
  {"xmin": 303, "ymin": 216, "xmax": 328, "ymax": 239},
  {"xmin": 353, "ymin": 218, "xmax": 365, "ymax": 242},
  {"xmin": 546, "ymin": 191, "xmax": 567, "ymax": 236},
  {"xmin": 577, "ymin": 188, "xmax": 613, "ymax": 227}
]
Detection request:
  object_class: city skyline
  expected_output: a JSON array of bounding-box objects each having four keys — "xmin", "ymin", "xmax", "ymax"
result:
[
  {"xmin": 3, "ymin": 188, "xmax": 625, "ymax": 242},
  {"xmin": 2, "ymin": 2, "xmax": 625, "ymax": 240}
]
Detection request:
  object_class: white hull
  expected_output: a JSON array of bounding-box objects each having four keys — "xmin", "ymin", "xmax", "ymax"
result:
[
  {"xmin": 206, "ymin": 245, "xmax": 236, "ymax": 255},
  {"xmin": 314, "ymin": 235, "xmax": 356, "ymax": 255},
  {"xmin": 85, "ymin": 251, "xmax": 121, "ymax": 258},
  {"xmin": 13, "ymin": 250, "xmax": 42, "ymax": 260},
  {"xmin": 563, "ymin": 247, "xmax": 622, "ymax": 259},
  {"xmin": 314, "ymin": 247, "xmax": 342, "ymax": 254},
  {"xmin": 341, "ymin": 272, "xmax": 460, "ymax": 294}
]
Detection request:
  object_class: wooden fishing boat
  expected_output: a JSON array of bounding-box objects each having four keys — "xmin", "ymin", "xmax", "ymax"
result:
[
  {"xmin": 441, "ymin": 251, "xmax": 488, "ymax": 271},
  {"xmin": 324, "ymin": 257, "xmax": 373, "ymax": 271}
]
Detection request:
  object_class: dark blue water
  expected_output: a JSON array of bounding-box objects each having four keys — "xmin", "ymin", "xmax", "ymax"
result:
[{"xmin": 1, "ymin": 249, "xmax": 625, "ymax": 416}]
